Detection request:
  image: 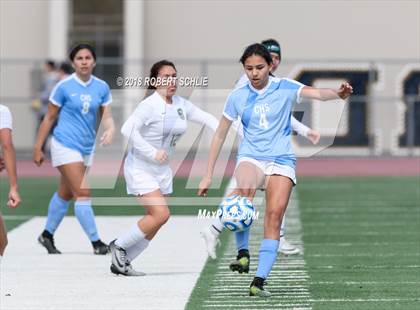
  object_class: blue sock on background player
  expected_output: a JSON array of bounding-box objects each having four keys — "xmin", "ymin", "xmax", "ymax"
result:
[
  {"xmin": 74, "ymin": 200, "xmax": 100, "ymax": 242},
  {"xmin": 256, "ymin": 239, "xmax": 279, "ymax": 279},
  {"xmin": 235, "ymin": 229, "xmax": 250, "ymax": 251},
  {"xmin": 44, "ymin": 192, "xmax": 70, "ymax": 234}
]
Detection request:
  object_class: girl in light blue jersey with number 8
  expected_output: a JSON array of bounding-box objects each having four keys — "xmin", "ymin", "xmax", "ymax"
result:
[
  {"xmin": 198, "ymin": 43, "xmax": 352, "ymax": 297},
  {"xmin": 33, "ymin": 43, "xmax": 115, "ymax": 255}
]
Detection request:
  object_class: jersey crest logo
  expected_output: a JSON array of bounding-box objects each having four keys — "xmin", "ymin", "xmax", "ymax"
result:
[{"xmin": 177, "ymin": 108, "xmax": 185, "ymax": 120}]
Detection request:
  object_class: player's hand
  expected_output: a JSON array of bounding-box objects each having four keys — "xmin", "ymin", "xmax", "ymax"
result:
[
  {"xmin": 33, "ymin": 148, "xmax": 44, "ymax": 166},
  {"xmin": 337, "ymin": 82, "xmax": 353, "ymax": 99},
  {"xmin": 154, "ymin": 150, "xmax": 168, "ymax": 163},
  {"xmin": 7, "ymin": 187, "xmax": 21, "ymax": 208},
  {"xmin": 198, "ymin": 176, "xmax": 212, "ymax": 197},
  {"xmin": 0, "ymin": 156, "xmax": 5, "ymax": 172},
  {"xmin": 100, "ymin": 127, "xmax": 114, "ymax": 146},
  {"xmin": 307, "ymin": 129, "xmax": 321, "ymax": 145}
]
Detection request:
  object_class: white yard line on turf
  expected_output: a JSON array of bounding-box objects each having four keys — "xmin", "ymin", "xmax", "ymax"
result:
[
  {"xmin": 91, "ymin": 197, "xmax": 265, "ymax": 206},
  {"xmin": 0, "ymin": 216, "xmax": 212, "ymax": 310},
  {"xmin": 1, "ymin": 215, "xmax": 33, "ymax": 220},
  {"xmin": 203, "ymin": 189, "xmax": 313, "ymax": 309}
]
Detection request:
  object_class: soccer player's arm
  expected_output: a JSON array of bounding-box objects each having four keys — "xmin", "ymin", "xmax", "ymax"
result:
[
  {"xmin": 99, "ymin": 84, "xmax": 115, "ymax": 146},
  {"xmin": 33, "ymin": 103, "xmax": 59, "ymax": 166},
  {"xmin": 300, "ymin": 82, "xmax": 353, "ymax": 101},
  {"xmin": 291, "ymin": 117, "xmax": 321, "ymax": 145},
  {"xmin": 99, "ymin": 105, "xmax": 115, "ymax": 146},
  {"xmin": 185, "ymin": 101, "xmax": 219, "ymax": 131},
  {"xmin": 293, "ymin": 80, "xmax": 351, "ymax": 145},
  {"xmin": 198, "ymin": 92, "xmax": 237, "ymax": 196},
  {"xmin": 198, "ymin": 116, "xmax": 232, "ymax": 197},
  {"xmin": 0, "ymin": 111, "xmax": 21, "ymax": 208},
  {"xmin": 33, "ymin": 82, "xmax": 64, "ymax": 166},
  {"xmin": 291, "ymin": 116, "xmax": 310, "ymax": 137},
  {"xmin": 121, "ymin": 104, "xmax": 159, "ymax": 161},
  {"xmin": 0, "ymin": 157, "xmax": 4, "ymax": 172}
]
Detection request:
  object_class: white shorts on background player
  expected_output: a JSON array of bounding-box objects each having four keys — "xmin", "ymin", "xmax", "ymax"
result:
[
  {"xmin": 121, "ymin": 91, "xmax": 219, "ymax": 196},
  {"xmin": 124, "ymin": 153, "xmax": 173, "ymax": 196},
  {"xmin": 50, "ymin": 137, "xmax": 93, "ymax": 167},
  {"xmin": 0, "ymin": 105, "xmax": 12, "ymax": 130}
]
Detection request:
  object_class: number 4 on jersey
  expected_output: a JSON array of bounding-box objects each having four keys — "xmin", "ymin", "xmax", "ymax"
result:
[{"xmin": 259, "ymin": 113, "xmax": 269, "ymax": 129}]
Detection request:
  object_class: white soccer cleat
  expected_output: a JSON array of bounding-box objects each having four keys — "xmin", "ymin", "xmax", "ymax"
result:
[
  {"xmin": 111, "ymin": 261, "xmax": 146, "ymax": 277},
  {"xmin": 110, "ymin": 239, "xmax": 128, "ymax": 273},
  {"xmin": 125, "ymin": 263, "xmax": 146, "ymax": 276},
  {"xmin": 278, "ymin": 237, "xmax": 300, "ymax": 255},
  {"xmin": 200, "ymin": 227, "xmax": 220, "ymax": 259}
]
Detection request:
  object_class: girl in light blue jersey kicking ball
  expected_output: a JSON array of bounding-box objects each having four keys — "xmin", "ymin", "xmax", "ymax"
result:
[
  {"xmin": 33, "ymin": 43, "xmax": 115, "ymax": 255},
  {"xmin": 198, "ymin": 43, "xmax": 352, "ymax": 297}
]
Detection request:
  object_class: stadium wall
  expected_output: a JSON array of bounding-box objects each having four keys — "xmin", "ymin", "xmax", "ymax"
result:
[{"xmin": 0, "ymin": 0, "xmax": 418, "ymax": 156}]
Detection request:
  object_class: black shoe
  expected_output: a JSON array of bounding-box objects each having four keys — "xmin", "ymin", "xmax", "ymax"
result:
[
  {"xmin": 38, "ymin": 232, "xmax": 61, "ymax": 254},
  {"xmin": 229, "ymin": 249, "xmax": 250, "ymax": 274},
  {"xmin": 249, "ymin": 277, "xmax": 271, "ymax": 297},
  {"xmin": 92, "ymin": 240, "xmax": 110, "ymax": 255}
]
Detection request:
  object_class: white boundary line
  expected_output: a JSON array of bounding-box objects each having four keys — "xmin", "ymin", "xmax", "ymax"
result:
[{"xmin": 202, "ymin": 189, "xmax": 312, "ymax": 309}]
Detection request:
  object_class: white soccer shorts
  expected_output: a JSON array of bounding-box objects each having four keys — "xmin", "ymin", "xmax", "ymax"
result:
[
  {"xmin": 236, "ymin": 156, "xmax": 297, "ymax": 185},
  {"xmin": 124, "ymin": 158, "xmax": 173, "ymax": 196},
  {"xmin": 50, "ymin": 137, "xmax": 93, "ymax": 167}
]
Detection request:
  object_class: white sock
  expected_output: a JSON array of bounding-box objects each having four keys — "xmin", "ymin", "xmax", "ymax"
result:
[
  {"xmin": 280, "ymin": 216, "xmax": 286, "ymax": 238},
  {"xmin": 210, "ymin": 217, "xmax": 224, "ymax": 235},
  {"xmin": 115, "ymin": 224, "xmax": 146, "ymax": 249},
  {"xmin": 126, "ymin": 239, "xmax": 150, "ymax": 262}
]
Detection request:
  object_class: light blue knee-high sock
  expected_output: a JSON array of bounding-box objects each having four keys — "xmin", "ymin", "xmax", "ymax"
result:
[
  {"xmin": 74, "ymin": 200, "xmax": 100, "ymax": 242},
  {"xmin": 235, "ymin": 229, "xmax": 250, "ymax": 251},
  {"xmin": 255, "ymin": 239, "xmax": 279, "ymax": 279},
  {"xmin": 45, "ymin": 192, "xmax": 70, "ymax": 234}
]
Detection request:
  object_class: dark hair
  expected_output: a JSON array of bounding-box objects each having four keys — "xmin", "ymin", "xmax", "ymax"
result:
[
  {"xmin": 145, "ymin": 60, "xmax": 177, "ymax": 98},
  {"xmin": 261, "ymin": 39, "xmax": 281, "ymax": 57},
  {"xmin": 45, "ymin": 60, "xmax": 56, "ymax": 69},
  {"xmin": 239, "ymin": 43, "xmax": 272, "ymax": 65},
  {"xmin": 69, "ymin": 43, "xmax": 97, "ymax": 62},
  {"xmin": 59, "ymin": 62, "xmax": 73, "ymax": 75}
]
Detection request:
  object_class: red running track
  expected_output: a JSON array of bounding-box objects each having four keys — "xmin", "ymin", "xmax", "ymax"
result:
[{"xmin": 6, "ymin": 157, "xmax": 419, "ymax": 178}]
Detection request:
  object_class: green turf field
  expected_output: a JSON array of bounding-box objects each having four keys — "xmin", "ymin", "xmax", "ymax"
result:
[
  {"xmin": 186, "ymin": 176, "xmax": 420, "ymax": 310},
  {"xmin": 1, "ymin": 176, "xmax": 419, "ymax": 309},
  {"xmin": 0, "ymin": 176, "xmax": 227, "ymax": 229}
]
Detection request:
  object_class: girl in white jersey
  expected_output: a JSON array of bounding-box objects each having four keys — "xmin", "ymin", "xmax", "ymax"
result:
[
  {"xmin": 198, "ymin": 43, "xmax": 352, "ymax": 297},
  {"xmin": 109, "ymin": 60, "xmax": 218, "ymax": 276},
  {"xmin": 0, "ymin": 105, "xmax": 21, "ymax": 265}
]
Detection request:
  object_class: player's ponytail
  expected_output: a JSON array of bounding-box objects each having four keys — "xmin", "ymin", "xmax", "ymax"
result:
[{"xmin": 144, "ymin": 60, "xmax": 177, "ymax": 98}]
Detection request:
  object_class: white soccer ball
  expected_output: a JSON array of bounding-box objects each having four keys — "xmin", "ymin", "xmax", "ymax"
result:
[{"xmin": 218, "ymin": 195, "xmax": 255, "ymax": 232}]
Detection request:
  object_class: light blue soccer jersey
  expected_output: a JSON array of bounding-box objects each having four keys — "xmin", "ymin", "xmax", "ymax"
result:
[
  {"xmin": 49, "ymin": 73, "xmax": 112, "ymax": 155},
  {"xmin": 223, "ymin": 77, "xmax": 304, "ymax": 169}
]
